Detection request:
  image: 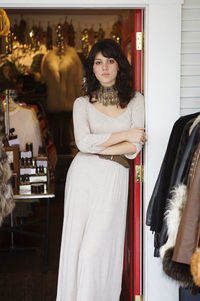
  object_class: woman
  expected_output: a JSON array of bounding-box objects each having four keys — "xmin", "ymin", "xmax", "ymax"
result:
[{"xmin": 56, "ymin": 39, "xmax": 145, "ymax": 301}]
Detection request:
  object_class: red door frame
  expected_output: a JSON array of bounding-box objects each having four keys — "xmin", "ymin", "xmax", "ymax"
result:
[{"xmin": 122, "ymin": 9, "xmax": 143, "ymax": 301}]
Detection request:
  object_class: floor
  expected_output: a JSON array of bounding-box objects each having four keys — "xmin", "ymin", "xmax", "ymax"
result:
[
  {"xmin": 0, "ymin": 183, "xmax": 126, "ymax": 301},
  {"xmin": 0, "ymin": 190, "xmax": 63, "ymax": 301}
]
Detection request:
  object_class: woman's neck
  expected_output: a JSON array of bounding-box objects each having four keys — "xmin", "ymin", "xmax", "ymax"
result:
[{"xmin": 96, "ymin": 85, "xmax": 120, "ymax": 106}]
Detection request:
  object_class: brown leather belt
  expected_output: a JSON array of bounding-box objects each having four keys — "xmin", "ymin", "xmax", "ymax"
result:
[{"xmin": 98, "ymin": 154, "xmax": 130, "ymax": 168}]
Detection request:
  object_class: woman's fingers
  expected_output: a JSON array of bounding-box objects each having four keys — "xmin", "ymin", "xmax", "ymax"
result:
[
  {"xmin": 127, "ymin": 127, "xmax": 147, "ymax": 144},
  {"xmin": 140, "ymin": 133, "xmax": 147, "ymax": 144}
]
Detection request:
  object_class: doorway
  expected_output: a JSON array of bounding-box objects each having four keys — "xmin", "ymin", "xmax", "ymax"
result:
[{"xmin": 0, "ymin": 8, "xmax": 144, "ymax": 301}]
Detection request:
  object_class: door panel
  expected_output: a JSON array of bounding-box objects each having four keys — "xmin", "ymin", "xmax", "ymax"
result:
[{"xmin": 121, "ymin": 9, "xmax": 143, "ymax": 301}]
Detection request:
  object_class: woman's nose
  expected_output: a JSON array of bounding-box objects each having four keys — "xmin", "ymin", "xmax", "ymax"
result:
[{"xmin": 102, "ymin": 62, "xmax": 108, "ymax": 70}]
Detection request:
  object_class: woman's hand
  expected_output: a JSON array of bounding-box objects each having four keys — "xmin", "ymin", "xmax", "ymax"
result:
[{"xmin": 126, "ymin": 127, "xmax": 146, "ymax": 144}]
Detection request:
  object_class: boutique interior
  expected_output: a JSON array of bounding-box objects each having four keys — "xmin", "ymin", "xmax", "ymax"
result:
[{"xmin": 0, "ymin": 8, "xmax": 137, "ymax": 300}]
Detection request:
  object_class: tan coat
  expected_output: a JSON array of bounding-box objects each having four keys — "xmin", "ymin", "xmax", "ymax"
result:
[
  {"xmin": 41, "ymin": 46, "xmax": 83, "ymax": 112},
  {"xmin": 173, "ymin": 142, "xmax": 200, "ymax": 264}
]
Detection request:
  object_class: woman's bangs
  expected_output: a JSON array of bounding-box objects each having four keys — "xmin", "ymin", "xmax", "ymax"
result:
[{"xmin": 101, "ymin": 47, "xmax": 117, "ymax": 60}]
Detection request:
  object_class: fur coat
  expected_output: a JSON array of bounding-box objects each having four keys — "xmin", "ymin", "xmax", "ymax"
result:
[
  {"xmin": 161, "ymin": 131, "xmax": 200, "ymax": 291},
  {"xmin": 146, "ymin": 113, "xmax": 200, "ymax": 256},
  {"xmin": 0, "ymin": 102, "xmax": 15, "ymax": 225},
  {"xmin": 41, "ymin": 46, "xmax": 83, "ymax": 112}
]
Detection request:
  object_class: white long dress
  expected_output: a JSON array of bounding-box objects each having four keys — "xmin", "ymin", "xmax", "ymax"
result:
[{"xmin": 56, "ymin": 92, "xmax": 144, "ymax": 301}]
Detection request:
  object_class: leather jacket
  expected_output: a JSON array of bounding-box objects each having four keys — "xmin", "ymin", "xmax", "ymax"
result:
[{"xmin": 146, "ymin": 113, "xmax": 200, "ymax": 256}]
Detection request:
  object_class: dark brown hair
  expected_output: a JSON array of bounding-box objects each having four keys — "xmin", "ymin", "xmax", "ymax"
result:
[{"xmin": 84, "ymin": 39, "xmax": 135, "ymax": 108}]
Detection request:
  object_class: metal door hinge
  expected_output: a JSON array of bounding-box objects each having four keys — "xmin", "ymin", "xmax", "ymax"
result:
[
  {"xmin": 135, "ymin": 165, "xmax": 144, "ymax": 182},
  {"xmin": 136, "ymin": 32, "xmax": 144, "ymax": 50},
  {"xmin": 135, "ymin": 296, "xmax": 143, "ymax": 301}
]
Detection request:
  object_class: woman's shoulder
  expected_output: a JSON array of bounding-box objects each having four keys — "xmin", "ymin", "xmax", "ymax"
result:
[
  {"xmin": 128, "ymin": 92, "xmax": 144, "ymax": 109},
  {"xmin": 73, "ymin": 95, "xmax": 90, "ymax": 108}
]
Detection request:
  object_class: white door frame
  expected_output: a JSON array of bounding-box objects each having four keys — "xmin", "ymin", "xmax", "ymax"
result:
[{"xmin": 1, "ymin": 1, "xmax": 184, "ymax": 300}]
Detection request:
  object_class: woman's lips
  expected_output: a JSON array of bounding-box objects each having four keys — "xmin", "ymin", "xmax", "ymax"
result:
[{"xmin": 102, "ymin": 73, "xmax": 110, "ymax": 76}]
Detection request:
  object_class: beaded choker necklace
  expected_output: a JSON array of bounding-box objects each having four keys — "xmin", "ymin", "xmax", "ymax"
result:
[{"xmin": 95, "ymin": 85, "xmax": 120, "ymax": 106}]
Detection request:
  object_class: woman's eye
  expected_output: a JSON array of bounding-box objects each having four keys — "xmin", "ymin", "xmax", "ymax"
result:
[
  {"xmin": 95, "ymin": 61, "xmax": 101, "ymax": 65},
  {"xmin": 108, "ymin": 59, "xmax": 114, "ymax": 64}
]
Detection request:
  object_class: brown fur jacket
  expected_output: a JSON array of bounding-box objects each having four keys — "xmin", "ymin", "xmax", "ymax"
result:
[
  {"xmin": 162, "ymin": 139, "xmax": 200, "ymax": 292},
  {"xmin": 0, "ymin": 102, "xmax": 15, "ymax": 225}
]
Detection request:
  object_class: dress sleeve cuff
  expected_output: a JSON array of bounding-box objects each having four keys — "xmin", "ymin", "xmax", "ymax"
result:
[{"xmin": 124, "ymin": 143, "xmax": 142, "ymax": 160}]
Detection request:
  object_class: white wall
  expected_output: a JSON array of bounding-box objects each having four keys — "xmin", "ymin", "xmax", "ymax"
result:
[
  {"xmin": 144, "ymin": 2, "xmax": 182, "ymax": 300},
  {"xmin": 181, "ymin": 0, "xmax": 200, "ymax": 115},
  {"xmin": 1, "ymin": 1, "xmax": 184, "ymax": 301}
]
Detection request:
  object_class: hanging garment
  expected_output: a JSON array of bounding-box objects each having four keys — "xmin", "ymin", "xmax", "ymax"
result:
[
  {"xmin": 146, "ymin": 112, "xmax": 200, "ymax": 256},
  {"xmin": 4, "ymin": 104, "xmax": 43, "ymax": 157},
  {"xmin": 68, "ymin": 23, "xmax": 75, "ymax": 47},
  {"xmin": 173, "ymin": 142, "xmax": 200, "ymax": 265},
  {"xmin": 158, "ymin": 120, "xmax": 200, "ymax": 256},
  {"xmin": 0, "ymin": 102, "xmax": 15, "ymax": 226},
  {"xmin": 159, "ymin": 183, "xmax": 187, "ymax": 260},
  {"xmin": 56, "ymin": 93, "xmax": 144, "ymax": 301},
  {"xmin": 41, "ymin": 46, "xmax": 83, "ymax": 112},
  {"xmin": 75, "ymin": 23, "xmax": 82, "ymax": 52},
  {"xmin": 190, "ymin": 225, "xmax": 200, "ymax": 287},
  {"xmin": 161, "ymin": 141, "xmax": 200, "ymax": 290}
]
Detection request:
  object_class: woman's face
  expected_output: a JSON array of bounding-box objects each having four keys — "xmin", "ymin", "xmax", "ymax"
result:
[{"xmin": 93, "ymin": 52, "xmax": 119, "ymax": 87}]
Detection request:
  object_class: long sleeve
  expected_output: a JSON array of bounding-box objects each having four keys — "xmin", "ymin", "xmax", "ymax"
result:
[
  {"xmin": 73, "ymin": 97, "xmax": 111, "ymax": 153},
  {"xmin": 125, "ymin": 92, "xmax": 145, "ymax": 159}
]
